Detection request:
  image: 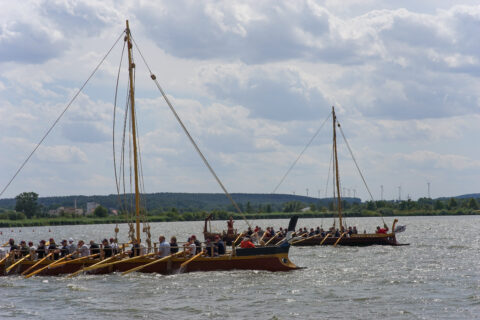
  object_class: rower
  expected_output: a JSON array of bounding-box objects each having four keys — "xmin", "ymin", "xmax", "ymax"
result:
[{"xmin": 157, "ymin": 236, "xmax": 170, "ymax": 258}]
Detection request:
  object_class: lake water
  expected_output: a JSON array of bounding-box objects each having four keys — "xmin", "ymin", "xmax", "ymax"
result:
[{"xmin": 0, "ymin": 216, "xmax": 479, "ymax": 319}]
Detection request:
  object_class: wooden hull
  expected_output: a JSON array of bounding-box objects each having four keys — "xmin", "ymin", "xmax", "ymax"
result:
[
  {"xmin": 0, "ymin": 246, "xmax": 299, "ymax": 276},
  {"xmin": 292, "ymin": 233, "xmax": 404, "ymax": 246}
]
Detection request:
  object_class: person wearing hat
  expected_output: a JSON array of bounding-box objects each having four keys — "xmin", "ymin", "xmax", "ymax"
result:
[
  {"xmin": 36, "ymin": 240, "xmax": 47, "ymax": 259},
  {"xmin": 67, "ymin": 238, "xmax": 77, "ymax": 254}
]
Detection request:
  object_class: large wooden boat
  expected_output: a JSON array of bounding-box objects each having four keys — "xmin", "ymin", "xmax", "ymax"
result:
[
  {"xmin": 0, "ymin": 21, "xmax": 300, "ymax": 277},
  {"xmin": 291, "ymin": 107, "xmax": 407, "ymax": 247}
]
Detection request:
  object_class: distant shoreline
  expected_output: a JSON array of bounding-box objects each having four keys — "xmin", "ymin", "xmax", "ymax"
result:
[{"xmin": 1, "ymin": 210, "xmax": 478, "ymax": 228}]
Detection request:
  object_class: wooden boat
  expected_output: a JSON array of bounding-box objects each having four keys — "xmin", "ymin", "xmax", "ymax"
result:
[
  {"xmin": 291, "ymin": 107, "xmax": 407, "ymax": 247},
  {"xmin": 0, "ymin": 21, "xmax": 301, "ymax": 277}
]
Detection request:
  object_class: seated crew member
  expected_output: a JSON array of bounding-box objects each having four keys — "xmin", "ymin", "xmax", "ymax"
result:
[
  {"xmin": 102, "ymin": 239, "xmax": 113, "ymax": 258},
  {"xmin": 48, "ymin": 238, "xmax": 59, "ymax": 260},
  {"xmin": 215, "ymin": 235, "xmax": 225, "ymax": 255},
  {"xmin": 109, "ymin": 238, "xmax": 119, "ymax": 255},
  {"xmin": 157, "ymin": 236, "xmax": 170, "ymax": 258},
  {"xmin": 67, "ymin": 238, "xmax": 77, "ymax": 254},
  {"xmin": 36, "ymin": 240, "xmax": 47, "ymax": 259},
  {"xmin": 59, "ymin": 239, "xmax": 69, "ymax": 258},
  {"xmin": 19, "ymin": 241, "xmax": 30, "ymax": 257},
  {"xmin": 204, "ymin": 238, "xmax": 215, "ymax": 257},
  {"xmin": 28, "ymin": 241, "xmax": 37, "ymax": 260},
  {"xmin": 240, "ymin": 237, "xmax": 255, "ymax": 248},
  {"xmin": 376, "ymin": 226, "xmax": 388, "ymax": 234},
  {"xmin": 77, "ymin": 240, "xmax": 90, "ymax": 257},
  {"xmin": 9, "ymin": 239, "xmax": 19, "ymax": 258},
  {"xmin": 169, "ymin": 236, "xmax": 178, "ymax": 254},
  {"xmin": 186, "ymin": 237, "xmax": 196, "ymax": 257}
]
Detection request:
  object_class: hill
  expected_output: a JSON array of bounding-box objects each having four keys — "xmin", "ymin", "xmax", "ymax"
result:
[{"xmin": 0, "ymin": 192, "xmax": 360, "ymax": 213}]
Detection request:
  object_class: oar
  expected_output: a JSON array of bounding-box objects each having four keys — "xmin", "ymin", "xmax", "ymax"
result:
[
  {"xmin": 179, "ymin": 250, "xmax": 205, "ymax": 270},
  {"xmin": 81, "ymin": 252, "xmax": 125, "ymax": 271},
  {"xmin": 67, "ymin": 253, "xmax": 119, "ymax": 278},
  {"xmin": 1, "ymin": 241, "xmax": 9, "ymax": 247},
  {"xmin": 291, "ymin": 232, "xmax": 324, "ymax": 245},
  {"xmin": 232, "ymin": 232, "xmax": 245, "ymax": 247},
  {"xmin": 21, "ymin": 253, "xmax": 53, "ymax": 276},
  {"xmin": 264, "ymin": 232, "xmax": 281, "ymax": 246},
  {"xmin": 0, "ymin": 252, "xmax": 11, "ymax": 266},
  {"xmin": 24, "ymin": 258, "xmax": 58, "ymax": 279},
  {"xmin": 333, "ymin": 232, "xmax": 348, "ymax": 247},
  {"xmin": 122, "ymin": 252, "xmax": 182, "ymax": 275},
  {"xmin": 6, "ymin": 254, "xmax": 30, "ymax": 273},
  {"xmin": 47, "ymin": 252, "xmax": 78, "ymax": 269},
  {"xmin": 70, "ymin": 252, "xmax": 154, "ymax": 277},
  {"xmin": 49, "ymin": 253, "xmax": 98, "ymax": 268},
  {"xmin": 319, "ymin": 233, "xmax": 332, "ymax": 245}
]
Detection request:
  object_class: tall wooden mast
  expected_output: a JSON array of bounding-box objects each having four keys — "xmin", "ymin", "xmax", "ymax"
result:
[
  {"xmin": 126, "ymin": 20, "xmax": 141, "ymax": 243},
  {"xmin": 332, "ymin": 106, "xmax": 343, "ymax": 231}
]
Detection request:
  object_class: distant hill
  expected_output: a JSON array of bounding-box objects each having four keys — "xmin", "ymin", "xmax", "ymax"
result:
[
  {"xmin": 436, "ymin": 193, "xmax": 480, "ymax": 201},
  {"xmin": 0, "ymin": 192, "xmax": 360, "ymax": 212}
]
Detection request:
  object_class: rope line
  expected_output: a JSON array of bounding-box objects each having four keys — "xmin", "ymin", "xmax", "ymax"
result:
[
  {"xmin": 130, "ymin": 35, "xmax": 252, "ymax": 228},
  {"xmin": 272, "ymin": 113, "xmax": 331, "ymax": 194},
  {"xmin": 0, "ymin": 30, "xmax": 125, "ymax": 198}
]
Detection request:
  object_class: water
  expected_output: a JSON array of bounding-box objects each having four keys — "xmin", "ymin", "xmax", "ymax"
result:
[{"xmin": 0, "ymin": 216, "xmax": 479, "ymax": 319}]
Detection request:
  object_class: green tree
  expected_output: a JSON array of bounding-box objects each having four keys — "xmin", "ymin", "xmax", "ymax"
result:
[
  {"xmin": 246, "ymin": 202, "xmax": 253, "ymax": 213},
  {"xmin": 93, "ymin": 205, "xmax": 108, "ymax": 217},
  {"xmin": 467, "ymin": 198, "xmax": 479, "ymax": 210},
  {"xmin": 15, "ymin": 192, "xmax": 39, "ymax": 218},
  {"xmin": 265, "ymin": 204, "xmax": 272, "ymax": 213},
  {"xmin": 447, "ymin": 198, "xmax": 457, "ymax": 209},
  {"xmin": 434, "ymin": 200, "xmax": 444, "ymax": 210}
]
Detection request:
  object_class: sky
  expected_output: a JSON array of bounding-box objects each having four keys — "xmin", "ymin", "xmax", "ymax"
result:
[{"xmin": 1, "ymin": 0, "xmax": 480, "ymax": 202}]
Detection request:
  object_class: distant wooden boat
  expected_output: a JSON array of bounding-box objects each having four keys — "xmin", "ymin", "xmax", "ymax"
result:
[{"xmin": 291, "ymin": 107, "xmax": 407, "ymax": 247}]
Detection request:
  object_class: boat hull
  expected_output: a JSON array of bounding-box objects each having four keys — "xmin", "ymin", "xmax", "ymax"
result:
[
  {"xmin": 292, "ymin": 233, "xmax": 405, "ymax": 246},
  {"xmin": 0, "ymin": 246, "xmax": 299, "ymax": 276}
]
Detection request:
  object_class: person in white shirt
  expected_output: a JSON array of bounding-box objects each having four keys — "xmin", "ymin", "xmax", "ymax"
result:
[
  {"xmin": 77, "ymin": 240, "xmax": 90, "ymax": 257},
  {"xmin": 67, "ymin": 238, "xmax": 77, "ymax": 254},
  {"xmin": 157, "ymin": 236, "xmax": 170, "ymax": 258}
]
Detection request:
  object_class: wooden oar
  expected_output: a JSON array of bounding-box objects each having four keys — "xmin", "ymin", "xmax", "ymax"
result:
[
  {"xmin": 24, "ymin": 258, "xmax": 58, "ymax": 278},
  {"xmin": 232, "ymin": 232, "xmax": 245, "ymax": 247},
  {"xmin": 67, "ymin": 253, "xmax": 119, "ymax": 278},
  {"xmin": 291, "ymin": 232, "xmax": 326, "ymax": 245},
  {"xmin": 333, "ymin": 232, "xmax": 348, "ymax": 247},
  {"xmin": 6, "ymin": 254, "xmax": 30, "ymax": 273},
  {"xmin": 71, "ymin": 252, "xmax": 155, "ymax": 276},
  {"xmin": 0, "ymin": 252, "xmax": 11, "ymax": 266},
  {"xmin": 264, "ymin": 232, "xmax": 281, "ymax": 246},
  {"xmin": 49, "ymin": 253, "xmax": 98, "ymax": 268},
  {"xmin": 47, "ymin": 252, "xmax": 78, "ymax": 269},
  {"xmin": 1, "ymin": 241, "xmax": 9, "ymax": 247},
  {"xmin": 81, "ymin": 252, "xmax": 125, "ymax": 271},
  {"xmin": 319, "ymin": 233, "xmax": 332, "ymax": 245},
  {"xmin": 21, "ymin": 253, "xmax": 53, "ymax": 276},
  {"xmin": 180, "ymin": 250, "xmax": 205, "ymax": 269},
  {"xmin": 121, "ymin": 252, "xmax": 182, "ymax": 276}
]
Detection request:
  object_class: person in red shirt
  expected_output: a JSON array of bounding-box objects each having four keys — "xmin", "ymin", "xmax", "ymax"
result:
[
  {"xmin": 240, "ymin": 237, "xmax": 255, "ymax": 248},
  {"xmin": 376, "ymin": 226, "xmax": 388, "ymax": 234}
]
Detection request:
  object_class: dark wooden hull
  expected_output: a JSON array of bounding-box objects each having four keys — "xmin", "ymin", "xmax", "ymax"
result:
[
  {"xmin": 0, "ymin": 246, "xmax": 299, "ymax": 276},
  {"xmin": 292, "ymin": 233, "xmax": 405, "ymax": 246}
]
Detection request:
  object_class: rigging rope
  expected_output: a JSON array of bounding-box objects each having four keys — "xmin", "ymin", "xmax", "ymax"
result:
[
  {"xmin": 0, "ymin": 31, "xmax": 125, "ymax": 198},
  {"xmin": 130, "ymin": 35, "xmax": 252, "ymax": 229},
  {"xmin": 272, "ymin": 113, "xmax": 331, "ymax": 194},
  {"xmin": 337, "ymin": 122, "xmax": 385, "ymax": 225}
]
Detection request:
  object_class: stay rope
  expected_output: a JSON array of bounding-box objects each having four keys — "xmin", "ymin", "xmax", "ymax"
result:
[
  {"xmin": 130, "ymin": 35, "xmax": 252, "ymax": 229},
  {"xmin": 272, "ymin": 113, "xmax": 331, "ymax": 194},
  {"xmin": 0, "ymin": 31, "xmax": 125, "ymax": 198}
]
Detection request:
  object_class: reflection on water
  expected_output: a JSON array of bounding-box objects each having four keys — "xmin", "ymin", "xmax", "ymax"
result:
[{"xmin": 1, "ymin": 216, "xmax": 479, "ymax": 319}]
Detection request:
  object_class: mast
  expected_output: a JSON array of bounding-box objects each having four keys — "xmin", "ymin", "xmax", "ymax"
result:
[
  {"xmin": 125, "ymin": 20, "xmax": 141, "ymax": 243},
  {"xmin": 332, "ymin": 106, "xmax": 343, "ymax": 231}
]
